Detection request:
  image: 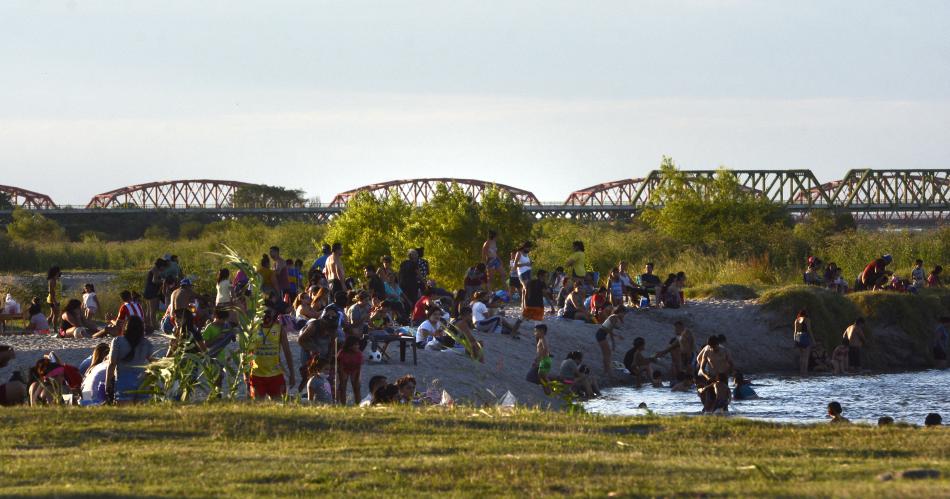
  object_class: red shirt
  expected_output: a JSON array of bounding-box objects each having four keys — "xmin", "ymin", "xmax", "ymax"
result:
[
  {"xmin": 116, "ymin": 301, "xmax": 144, "ymax": 323},
  {"xmin": 412, "ymin": 296, "xmax": 433, "ymax": 322},
  {"xmin": 336, "ymin": 349, "xmax": 363, "ymax": 375},
  {"xmin": 590, "ymin": 294, "xmax": 606, "ymax": 314}
]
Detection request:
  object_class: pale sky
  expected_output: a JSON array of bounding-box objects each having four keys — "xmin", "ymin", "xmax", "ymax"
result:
[{"xmin": 2, "ymin": 0, "xmax": 949, "ymax": 205}]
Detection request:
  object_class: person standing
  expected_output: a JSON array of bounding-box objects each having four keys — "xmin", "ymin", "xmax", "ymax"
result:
[
  {"xmin": 482, "ymin": 230, "xmax": 502, "ymax": 288},
  {"xmin": 565, "ymin": 241, "xmax": 586, "ymax": 279},
  {"xmin": 934, "ymin": 317, "xmax": 949, "ymax": 369},
  {"xmin": 793, "ymin": 309, "xmax": 813, "ymax": 376},
  {"xmin": 46, "ymin": 266, "xmax": 62, "ymax": 333},
  {"xmin": 416, "ymin": 247, "xmax": 430, "ymax": 282},
  {"xmin": 522, "ymin": 269, "xmax": 554, "ymax": 321},
  {"xmin": 858, "ymin": 254, "xmax": 892, "ymax": 290},
  {"xmin": 324, "ymin": 243, "xmax": 347, "ymax": 293},
  {"xmin": 399, "ymin": 249, "xmax": 421, "ymax": 306},
  {"xmin": 311, "ymin": 244, "xmax": 332, "ymax": 272},
  {"xmin": 248, "ymin": 309, "xmax": 295, "ymax": 400},
  {"xmin": 143, "ymin": 259, "xmax": 167, "ymax": 333},
  {"xmin": 843, "ymin": 318, "xmax": 866, "ymax": 372}
]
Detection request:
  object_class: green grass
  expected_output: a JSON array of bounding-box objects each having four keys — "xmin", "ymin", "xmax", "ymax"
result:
[
  {"xmin": 0, "ymin": 405, "xmax": 947, "ymax": 497},
  {"xmin": 687, "ymin": 283, "xmax": 759, "ymax": 300}
]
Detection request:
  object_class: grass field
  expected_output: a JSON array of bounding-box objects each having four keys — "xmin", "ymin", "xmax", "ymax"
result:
[{"xmin": 1, "ymin": 405, "xmax": 948, "ymax": 497}]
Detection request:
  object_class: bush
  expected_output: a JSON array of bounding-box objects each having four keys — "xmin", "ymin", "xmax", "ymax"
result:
[{"xmin": 5, "ymin": 209, "xmax": 66, "ymax": 242}]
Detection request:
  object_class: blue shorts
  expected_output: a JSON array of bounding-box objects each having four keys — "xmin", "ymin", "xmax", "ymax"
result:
[{"xmin": 487, "ymin": 257, "xmax": 502, "ymax": 270}]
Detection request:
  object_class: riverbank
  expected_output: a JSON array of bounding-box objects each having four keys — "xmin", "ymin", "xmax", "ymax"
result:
[
  {"xmin": 4, "ymin": 296, "xmax": 924, "ymax": 408},
  {"xmin": 1, "ymin": 404, "xmax": 947, "ymax": 497}
]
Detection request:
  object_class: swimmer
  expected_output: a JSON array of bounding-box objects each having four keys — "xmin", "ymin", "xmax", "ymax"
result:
[
  {"xmin": 732, "ymin": 371, "xmax": 758, "ymax": 400},
  {"xmin": 828, "ymin": 401, "xmax": 850, "ymax": 424}
]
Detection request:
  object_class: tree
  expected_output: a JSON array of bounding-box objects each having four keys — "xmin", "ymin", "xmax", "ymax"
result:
[
  {"xmin": 5, "ymin": 208, "xmax": 67, "ymax": 242},
  {"xmin": 0, "ymin": 193, "xmax": 13, "ymax": 210},
  {"xmin": 324, "ymin": 192, "xmax": 412, "ymax": 274},
  {"xmin": 641, "ymin": 157, "xmax": 789, "ymax": 257},
  {"xmin": 232, "ymin": 185, "xmax": 307, "ymax": 208},
  {"xmin": 404, "ymin": 184, "xmax": 483, "ymax": 286}
]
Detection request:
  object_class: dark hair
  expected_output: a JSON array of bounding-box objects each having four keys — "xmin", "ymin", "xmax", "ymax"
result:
[
  {"xmin": 878, "ymin": 416, "xmax": 894, "ymax": 426},
  {"xmin": 372, "ymin": 384, "xmax": 400, "ymax": 404},
  {"xmin": 652, "ymin": 370, "xmax": 662, "ymax": 379},
  {"xmin": 841, "ymin": 337, "xmax": 850, "ymax": 346},
  {"xmin": 924, "ymin": 413, "xmax": 942, "ymax": 426},
  {"xmin": 534, "ymin": 323, "xmax": 548, "ymax": 333},
  {"xmin": 633, "ymin": 337, "xmax": 645, "ymax": 351},
  {"xmin": 933, "ymin": 266, "xmax": 943, "ymax": 275},
  {"xmin": 395, "ymin": 375, "xmax": 416, "ymax": 389},
  {"xmin": 214, "ymin": 308, "xmax": 230, "ymax": 321},
  {"xmin": 416, "ymin": 247, "xmax": 425, "ymax": 258},
  {"xmin": 828, "ymin": 401, "xmax": 843, "ymax": 415},
  {"xmin": 855, "ymin": 317, "xmax": 865, "ymax": 325},
  {"xmin": 572, "ymin": 241, "xmax": 585, "ymax": 252},
  {"xmin": 294, "ymin": 259, "xmax": 303, "ymax": 267},
  {"xmin": 217, "ymin": 268, "xmax": 230, "ymax": 282},
  {"xmin": 332, "ymin": 242, "xmax": 342, "ymax": 252},
  {"xmin": 368, "ymin": 375, "xmax": 388, "ymax": 395},
  {"xmin": 123, "ymin": 316, "xmax": 145, "ymax": 361},
  {"xmin": 458, "ymin": 306, "xmax": 472, "ymax": 317},
  {"xmin": 364, "ymin": 265, "xmax": 377, "ymax": 273},
  {"xmin": 707, "ymin": 335, "xmax": 720, "ymax": 348},
  {"xmin": 47, "ymin": 266, "xmax": 61, "ymax": 280},
  {"xmin": 64, "ymin": 299, "xmax": 82, "ymax": 313},
  {"xmin": 475, "ymin": 262, "xmax": 486, "ymax": 272},
  {"xmin": 566, "ymin": 351, "xmax": 583, "ymax": 361},
  {"xmin": 261, "ymin": 254, "xmax": 270, "ymax": 267},
  {"xmin": 84, "ymin": 283, "xmax": 95, "ymax": 292},
  {"xmin": 269, "ymin": 246, "xmax": 280, "ymax": 253},
  {"xmin": 28, "ymin": 302, "xmax": 42, "ymax": 316},
  {"xmin": 916, "ymin": 259, "xmax": 924, "ymax": 265},
  {"xmin": 120, "ymin": 290, "xmax": 133, "ymax": 302},
  {"xmin": 308, "ymin": 356, "xmax": 325, "ymax": 376},
  {"xmin": 322, "ymin": 243, "xmax": 332, "ymax": 254},
  {"xmin": 797, "ymin": 309, "xmax": 808, "ymax": 319},
  {"xmin": 334, "ymin": 291, "xmax": 348, "ymax": 307},
  {"xmin": 488, "ymin": 230, "xmax": 497, "ymax": 239}
]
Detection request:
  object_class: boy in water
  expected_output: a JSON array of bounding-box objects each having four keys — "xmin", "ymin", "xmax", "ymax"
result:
[
  {"xmin": 828, "ymin": 401, "xmax": 849, "ymax": 424},
  {"xmin": 831, "ymin": 338, "xmax": 850, "ymax": 374}
]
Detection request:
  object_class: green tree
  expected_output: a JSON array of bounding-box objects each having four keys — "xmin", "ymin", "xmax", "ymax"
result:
[
  {"xmin": 324, "ymin": 192, "xmax": 412, "ymax": 274},
  {"xmin": 179, "ymin": 221, "xmax": 205, "ymax": 240},
  {"xmin": 404, "ymin": 184, "xmax": 483, "ymax": 286},
  {"xmin": 5, "ymin": 209, "xmax": 67, "ymax": 242},
  {"xmin": 0, "ymin": 193, "xmax": 13, "ymax": 210},
  {"xmin": 641, "ymin": 157, "xmax": 789, "ymax": 257},
  {"xmin": 232, "ymin": 185, "xmax": 307, "ymax": 208},
  {"xmin": 143, "ymin": 224, "xmax": 171, "ymax": 240}
]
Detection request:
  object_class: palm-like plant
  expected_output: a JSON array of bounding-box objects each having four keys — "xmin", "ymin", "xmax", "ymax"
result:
[{"xmin": 142, "ymin": 245, "xmax": 266, "ymax": 402}]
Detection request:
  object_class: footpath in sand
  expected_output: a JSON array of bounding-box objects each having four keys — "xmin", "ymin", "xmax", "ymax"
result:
[{"xmin": 2, "ymin": 298, "xmax": 805, "ymax": 406}]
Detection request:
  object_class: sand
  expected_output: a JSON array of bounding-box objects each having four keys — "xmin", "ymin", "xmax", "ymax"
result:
[{"xmin": 1, "ymin": 299, "xmax": 800, "ymax": 406}]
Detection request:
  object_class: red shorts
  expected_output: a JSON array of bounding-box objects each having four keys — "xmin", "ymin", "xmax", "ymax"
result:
[
  {"xmin": 522, "ymin": 306, "xmax": 544, "ymax": 321},
  {"xmin": 249, "ymin": 374, "xmax": 286, "ymax": 399}
]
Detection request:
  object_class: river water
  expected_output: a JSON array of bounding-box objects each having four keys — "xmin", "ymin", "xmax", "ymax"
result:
[{"xmin": 585, "ymin": 370, "xmax": 950, "ymax": 424}]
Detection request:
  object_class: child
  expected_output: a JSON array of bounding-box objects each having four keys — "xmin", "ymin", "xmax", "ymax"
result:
[
  {"xmin": 335, "ymin": 335, "xmax": 363, "ymax": 405},
  {"xmin": 732, "ymin": 371, "xmax": 758, "ymax": 400},
  {"xmin": 671, "ymin": 373, "xmax": 694, "ymax": 392},
  {"xmin": 306, "ymin": 357, "xmax": 333, "ymax": 403},
  {"xmin": 828, "ymin": 401, "xmax": 849, "ymax": 424},
  {"xmin": 26, "ymin": 301, "xmax": 50, "ymax": 335},
  {"xmin": 831, "ymin": 338, "xmax": 850, "ymax": 374},
  {"xmin": 650, "ymin": 370, "xmax": 664, "ymax": 388},
  {"xmin": 82, "ymin": 284, "xmax": 100, "ymax": 321}
]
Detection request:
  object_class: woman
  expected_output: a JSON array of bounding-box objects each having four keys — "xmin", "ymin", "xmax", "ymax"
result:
[
  {"xmin": 660, "ymin": 274, "xmax": 681, "ymax": 309},
  {"xmin": 143, "ymin": 259, "xmax": 167, "ymax": 333},
  {"xmin": 675, "ymin": 272, "xmax": 687, "ymax": 307},
  {"xmin": 106, "ymin": 315, "xmax": 154, "ymax": 404},
  {"xmin": 214, "ymin": 268, "xmax": 232, "ymax": 308},
  {"xmin": 596, "ymin": 307, "xmax": 626, "ymax": 378},
  {"xmin": 81, "ymin": 343, "xmax": 111, "ymax": 406},
  {"xmin": 448, "ymin": 306, "xmax": 483, "ymax": 363},
  {"xmin": 927, "ymin": 265, "xmax": 943, "ymax": 288},
  {"xmin": 28, "ymin": 357, "xmax": 82, "ymax": 406},
  {"xmin": 256, "ymin": 254, "xmax": 278, "ymax": 293},
  {"xmin": 562, "ymin": 282, "xmax": 589, "ymax": 322},
  {"xmin": 46, "ymin": 266, "xmax": 62, "ymax": 332},
  {"xmin": 377, "ymin": 255, "xmax": 395, "ymax": 283},
  {"xmin": 623, "ymin": 337, "xmax": 655, "ymax": 387},
  {"xmin": 514, "ymin": 242, "xmax": 533, "ymax": 285},
  {"xmin": 559, "ymin": 351, "xmax": 598, "ymax": 398},
  {"xmin": 793, "ymin": 308, "xmax": 813, "ymax": 376},
  {"xmin": 61, "ymin": 299, "xmax": 94, "ymax": 338}
]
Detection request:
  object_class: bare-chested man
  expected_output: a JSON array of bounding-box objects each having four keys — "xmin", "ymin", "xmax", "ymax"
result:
[{"xmin": 482, "ymin": 230, "xmax": 502, "ymax": 287}]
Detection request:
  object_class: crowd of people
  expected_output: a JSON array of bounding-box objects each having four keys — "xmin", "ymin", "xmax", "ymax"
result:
[{"xmin": 0, "ymin": 235, "xmax": 945, "ymax": 426}]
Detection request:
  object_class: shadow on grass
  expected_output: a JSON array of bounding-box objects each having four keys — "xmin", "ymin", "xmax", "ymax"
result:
[{"xmin": 599, "ymin": 424, "xmax": 663, "ymax": 436}]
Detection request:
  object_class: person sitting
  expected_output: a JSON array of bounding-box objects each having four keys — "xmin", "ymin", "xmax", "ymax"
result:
[
  {"xmin": 359, "ymin": 375, "xmax": 388, "ymax": 407},
  {"xmin": 927, "ymin": 265, "xmax": 943, "ymax": 288},
  {"xmin": 470, "ymin": 291, "xmax": 521, "ymax": 337},
  {"xmin": 306, "ymin": 356, "xmax": 333, "ymax": 404},
  {"xmin": 25, "ymin": 301, "xmax": 50, "ymax": 335},
  {"xmin": 857, "ymin": 254, "xmax": 892, "ymax": 291},
  {"xmin": 588, "ymin": 287, "xmax": 610, "ymax": 323},
  {"xmin": 561, "ymin": 282, "xmax": 590, "ymax": 322},
  {"xmin": 60, "ymin": 299, "xmax": 96, "ymax": 338},
  {"xmin": 80, "ymin": 344, "xmax": 111, "ymax": 406},
  {"xmin": 659, "ymin": 274, "xmax": 681, "ymax": 309},
  {"xmin": 106, "ymin": 316, "xmax": 155, "ymax": 404},
  {"xmin": 827, "ymin": 401, "xmax": 850, "ymax": 424},
  {"xmin": 637, "ymin": 263, "xmax": 662, "ymax": 305},
  {"xmin": 831, "ymin": 338, "xmax": 850, "ymax": 374},
  {"xmin": 910, "ymin": 259, "xmax": 926, "ymax": 291},
  {"xmin": 0, "ymin": 345, "xmax": 27, "ymax": 405},
  {"xmin": 924, "ymin": 413, "xmax": 942, "ymax": 427},
  {"xmin": 463, "ymin": 263, "xmax": 489, "ymax": 299},
  {"xmin": 622, "ymin": 337, "xmax": 657, "ymax": 387},
  {"xmin": 29, "ymin": 357, "xmax": 82, "ymax": 406},
  {"xmin": 732, "ymin": 371, "xmax": 758, "ymax": 400},
  {"xmin": 558, "ymin": 351, "xmax": 599, "ymax": 398},
  {"xmin": 650, "ymin": 370, "xmax": 664, "ymax": 388},
  {"xmin": 416, "ymin": 308, "xmax": 451, "ymax": 350}
]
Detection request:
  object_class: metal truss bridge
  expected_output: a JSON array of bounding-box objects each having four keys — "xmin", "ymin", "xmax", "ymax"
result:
[{"xmin": 2, "ymin": 170, "xmax": 948, "ymax": 226}]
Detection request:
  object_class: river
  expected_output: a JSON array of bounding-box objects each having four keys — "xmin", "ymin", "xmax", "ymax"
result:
[{"xmin": 585, "ymin": 370, "xmax": 950, "ymax": 425}]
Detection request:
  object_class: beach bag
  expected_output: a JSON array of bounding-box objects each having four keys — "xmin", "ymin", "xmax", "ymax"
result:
[{"xmin": 525, "ymin": 360, "xmax": 541, "ymax": 384}]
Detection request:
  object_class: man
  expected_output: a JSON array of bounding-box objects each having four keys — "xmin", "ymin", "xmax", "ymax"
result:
[
  {"xmin": 696, "ymin": 336, "xmax": 733, "ymax": 411},
  {"xmin": 464, "ymin": 263, "xmax": 489, "ymax": 298},
  {"xmin": 471, "ymin": 291, "xmax": 522, "ymax": 336},
  {"xmin": 858, "ymin": 255, "xmax": 892, "ymax": 291},
  {"xmin": 638, "ymin": 263, "xmax": 662, "ymax": 305},
  {"xmin": 416, "ymin": 247, "xmax": 430, "ymax": 282},
  {"xmin": 843, "ymin": 318, "xmax": 866, "ymax": 372},
  {"xmin": 399, "ymin": 249, "xmax": 421, "ymax": 305},
  {"xmin": 311, "ymin": 244, "xmax": 332, "ymax": 272},
  {"xmin": 168, "ymin": 278, "xmax": 201, "ymax": 353},
  {"xmin": 249, "ymin": 308, "xmax": 295, "ymax": 400},
  {"xmin": 676, "ymin": 321, "xmax": 695, "ymax": 372},
  {"xmin": 324, "ymin": 242, "xmax": 347, "ymax": 293},
  {"xmin": 270, "ymin": 246, "xmax": 291, "ymax": 300},
  {"xmin": 163, "ymin": 254, "xmax": 183, "ymax": 281},
  {"xmin": 94, "ymin": 290, "xmax": 144, "ymax": 338},
  {"xmin": 481, "ymin": 230, "xmax": 502, "ymax": 286},
  {"xmin": 522, "ymin": 269, "xmax": 555, "ymax": 321}
]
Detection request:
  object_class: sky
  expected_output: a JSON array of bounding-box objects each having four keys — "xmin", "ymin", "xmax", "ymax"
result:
[{"xmin": 2, "ymin": 0, "xmax": 949, "ymax": 205}]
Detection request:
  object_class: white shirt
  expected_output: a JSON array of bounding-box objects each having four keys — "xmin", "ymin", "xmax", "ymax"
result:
[
  {"xmin": 416, "ymin": 319, "xmax": 440, "ymax": 344},
  {"xmin": 81, "ymin": 362, "xmax": 108, "ymax": 405},
  {"xmin": 216, "ymin": 280, "xmax": 232, "ymax": 305},
  {"xmin": 82, "ymin": 292, "xmax": 97, "ymax": 310},
  {"xmin": 472, "ymin": 302, "xmax": 489, "ymax": 323}
]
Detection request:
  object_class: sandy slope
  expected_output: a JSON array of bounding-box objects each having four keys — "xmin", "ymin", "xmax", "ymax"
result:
[{"xmin": 1, "ymin": 299, "xmax": 801, "ymax": 406}]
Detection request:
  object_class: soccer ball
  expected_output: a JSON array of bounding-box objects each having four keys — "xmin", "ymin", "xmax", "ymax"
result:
[{"xmin": 367, "ymin": 349, "xmax": 383, "ymax": 363}]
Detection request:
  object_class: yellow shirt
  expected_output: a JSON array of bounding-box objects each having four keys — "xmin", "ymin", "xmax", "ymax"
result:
[
  {"xmin": 250, "ymin": 324, "xmax": 283, "ymax": 378},
  {"xmin": 256, "ymin": 266, "xmax": 275, "ymax": 290},
  {"xmin": 569, "ymin": 251, "xmax": 587, "ymax": 277}
]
